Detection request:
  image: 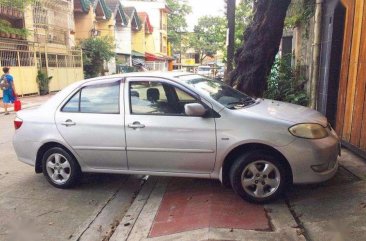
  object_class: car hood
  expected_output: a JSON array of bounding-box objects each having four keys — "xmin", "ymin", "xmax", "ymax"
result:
[{"xmin": 241, "ymin": 99, "xmax": 328, "ymax": 126}]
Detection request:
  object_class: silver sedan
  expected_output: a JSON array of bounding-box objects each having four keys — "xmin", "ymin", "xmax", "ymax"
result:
[{"xmin": 13, "ymin": 72, "xmax": 340, "ymax": 203}]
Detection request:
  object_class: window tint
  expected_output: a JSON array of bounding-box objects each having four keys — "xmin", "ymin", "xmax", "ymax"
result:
[
  {"xmin": 176, "ymin": 88, "xmax": 196, "ymax": 102},
  {"xmin": 62, "ymin": 91, "xmax": 80, "ymax": 112},
  {"xmin": 62, "ymin": 82, "xmax": 120, "ymax": 114},
  {"xmin": 80, "ymin": 82, "xmax": 120, "ymax": 113},
  {"xmin": 130, "ymin": 81, "xmax": 199, "ymax": 115}
]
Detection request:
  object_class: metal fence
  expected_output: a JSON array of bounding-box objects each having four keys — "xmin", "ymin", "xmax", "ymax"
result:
[{"xmin": 0, "ymin": 41, "xmax": 83, "ymax": 68}]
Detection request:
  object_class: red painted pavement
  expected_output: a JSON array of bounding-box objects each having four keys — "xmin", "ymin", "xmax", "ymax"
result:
[{"xmin": 149, "ymin": 178, "xmax": 270, "ymax": 238}]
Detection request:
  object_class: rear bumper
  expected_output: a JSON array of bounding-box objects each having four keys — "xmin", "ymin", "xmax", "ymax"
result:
[
  {"xmin": 13, "ymin": 137, "xmax": 38, "ymax": 167},
  {"xmin": 279, "ymin": 130, "xmax": 340, "ymax": 184}
]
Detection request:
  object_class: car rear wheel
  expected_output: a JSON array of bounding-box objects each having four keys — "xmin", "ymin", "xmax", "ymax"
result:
[
  {"xmin": 42, "ymin": 147, "xmax": 81, "ymax": 188},
  {"xmin": 230, "ymin": 150, "xmax": 287, "ymax": 203}
]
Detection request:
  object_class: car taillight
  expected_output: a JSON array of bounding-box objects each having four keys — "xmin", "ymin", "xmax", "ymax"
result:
[{"xmin": 14, "ymin": 117, "xmax": 23, "ymax": 130}]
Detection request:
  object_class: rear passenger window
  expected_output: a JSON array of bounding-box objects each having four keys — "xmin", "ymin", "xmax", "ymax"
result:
[
  {"xmin": 62, "ymin": 81, "xmax": 120, "ymax": 114},
  {"xmin": 62, "ymin": 92, "xmax": 80, "ymax": 112}
]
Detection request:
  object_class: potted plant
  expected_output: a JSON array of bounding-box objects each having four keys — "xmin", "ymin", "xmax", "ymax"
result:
[
  {"xmin": 0, "ymin": 20, "xmax": 11, "ymax": 38},
  {"xmin": 10, "ymin": 29, "xmax": 16, "ymax": 39},
  {"xmin": 19, "ymin": 28, "xmax": 28, "ymax": 40},
  {"xmin": 36, "ymin": 71, "xmax": 53, "ymax": 95}
]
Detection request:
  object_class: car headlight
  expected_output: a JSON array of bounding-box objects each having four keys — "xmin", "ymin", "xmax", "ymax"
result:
[{"xmin": 289, "ymin": 123, "xmax": 328, "ymax": 139}]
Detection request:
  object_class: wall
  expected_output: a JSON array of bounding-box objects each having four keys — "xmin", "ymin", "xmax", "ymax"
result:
[
  {"xmin": 74, "ymin": 10, "xmax": 94, "ymax": 42},
  {"xmin": 145, "ymin": 33, "xmax": 155, "ymax": 54},
  {"xmin": 96, "ymin": 18, "xmax": 114, "ymax": 38},
  {"xmin": 0, "ymin": 67, "xmax": 38, "ymax": 97},
  {"xmin": 132, "ymin": 27, "xmax": 146, "ymax": 54},
  {"xmin": 115, "ymin": 26, "xmax": 132, "ymax": 55},
  {"xmin": 48, "ymin": 67, "xmax": 84, "ymax": 92}
]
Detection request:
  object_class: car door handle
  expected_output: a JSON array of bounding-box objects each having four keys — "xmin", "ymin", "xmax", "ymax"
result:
[
  {"xmin": 128, "ymin": 122, "xmax": 145, "ymax": 129},
  {"xmin": 61, "ymin": 119, "xmax": 76, "ymax": 127}
]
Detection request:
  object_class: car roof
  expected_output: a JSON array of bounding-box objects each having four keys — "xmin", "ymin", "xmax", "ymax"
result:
[{"xmin": 81, "ymin": 71, "xmax": 196, "ymax": 84}]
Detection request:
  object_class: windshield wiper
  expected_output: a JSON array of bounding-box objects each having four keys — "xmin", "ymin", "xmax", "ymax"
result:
[{"xmin": 227, "ymin": 97, "xmax": 256, "ymax": 109}]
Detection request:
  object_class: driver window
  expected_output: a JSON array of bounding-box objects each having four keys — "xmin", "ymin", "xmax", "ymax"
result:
[{"xmin": 129, "ymin": 81, "xmax": 199, "ymax": 116}]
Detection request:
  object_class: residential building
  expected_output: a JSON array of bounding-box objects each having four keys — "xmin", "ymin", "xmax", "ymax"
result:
[
  {"xmin": 0, "ymin": 0, "xmax": 83, "ymax": 97},
  {"xmin": 123, "ymin": 6, "xmax": 144, "ymax": 65},
  {"xmin": 123, "ymin": 0, "xmax": 172, "ymax": 70},
  {"xmin": 105, "ymin": 0, "xmax": 131, "ymax": 71},
  {"xmin": 74, "ymin": 0, "xmax": 116, "ymax": 74}
]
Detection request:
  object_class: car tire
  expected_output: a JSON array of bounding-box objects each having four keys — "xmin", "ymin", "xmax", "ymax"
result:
[
  {"xmin": 42, "ymin": 147, "xmax": 81, "ymax": 188},
  {"xmin": 229, "ymin": 150, "xmax": 287, "ymax": 203}
]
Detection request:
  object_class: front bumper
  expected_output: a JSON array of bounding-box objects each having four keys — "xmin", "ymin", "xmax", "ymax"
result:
[{"xmin": 278, "ymin": 129, "xmax": 340, "ymax": 184}]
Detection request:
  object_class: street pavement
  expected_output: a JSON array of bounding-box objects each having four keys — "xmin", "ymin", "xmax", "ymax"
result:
[
  {"xmin": 0, "ymin": 112, "xmax": 144, "ymax": 241},
  {"xmin": 1, "ymin": 95, "xmax": 366, "ymax": 241},
  {"xmin": 0, "ymin": 94, "xmax": 52, "ymax": 114}
]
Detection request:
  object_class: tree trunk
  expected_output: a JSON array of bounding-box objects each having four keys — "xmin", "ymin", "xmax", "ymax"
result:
[
  {"xmin": 228, "ymin": 0, "xmax": 291, "ymax": 97},
  {"xmin": 225, "ymin": 0, "xmax": 236, "ymax": 81}
]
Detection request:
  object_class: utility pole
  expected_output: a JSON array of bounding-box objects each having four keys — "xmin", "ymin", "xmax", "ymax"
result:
[{"xmin": 225, "ymin": 0, "xmax": 236, "ymax": 83}]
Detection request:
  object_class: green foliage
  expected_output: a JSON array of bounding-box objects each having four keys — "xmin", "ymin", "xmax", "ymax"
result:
[
  {"xmin": 0, "ymin": 0, "xmax": 32, "ymax": 38},
  {"xmin": 285, "ymin": 0, "xmax": 315, "ymax": 29},
  {"xmin": 0, "ymin": 20, "xmax": 28, "ymax": 37},
  {"xmin": 189, "ymin": 16, "xmax": 227, "ymax": 63},
  {"xmin": 166, "ymin": 0, "xmax": 192, "ymax": 53},
  {"xmin": 36, "ymin": 70, "xmax": 52, "ymax": 95},
  {"xmin": 80, "ymin": 37, "xmax": 115, "ymax": 78},
  {"xmin": 0, "ymin": 0, "xmax": 35, "ymax": 10},
  {"xmin": 264, "ymin": 56, "xmax": 309, "ymax": 106},
  {"xmin": 234, "ymin": 0, "xmax": 253, "ymax": 50}
]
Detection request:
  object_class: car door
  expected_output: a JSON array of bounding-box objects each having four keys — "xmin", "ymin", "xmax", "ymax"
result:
[
  {"xmin": 125, "ymin": 77, "xmax": 217, "ymax": 173},
  {"xmin": 55, "ymin": 78, "xmax": 128, "ymax": 170}
]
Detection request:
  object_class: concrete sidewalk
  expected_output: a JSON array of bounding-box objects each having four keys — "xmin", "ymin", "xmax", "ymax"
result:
[
  {"xmin": 0, "ymin": 94, "xmax": 53, "ymax": 114},
  {"xmin": 110, "ymin": 149, "xmax": 366, "ymax": 241},
  {"xmin": 110, "ymin": 177, "xmax": 304, "ymax": 241}
]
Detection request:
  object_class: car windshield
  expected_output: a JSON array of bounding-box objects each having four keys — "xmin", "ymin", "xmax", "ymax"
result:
[
  {"xmin": 198, "ymin": 67, "xmax": 210, "ymax": 71},
  {"xmin": 177, "ymin": 75, "xmax": 255, "ymax": 109}
]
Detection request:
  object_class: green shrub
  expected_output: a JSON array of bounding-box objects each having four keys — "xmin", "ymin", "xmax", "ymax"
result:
[
  {"xmin": 264, "ymin": 55, "xmax": 309, "ymax": 106},
  {"xmin": 36, "ymin": 71, "xmax": 52, "ymax": 95}
]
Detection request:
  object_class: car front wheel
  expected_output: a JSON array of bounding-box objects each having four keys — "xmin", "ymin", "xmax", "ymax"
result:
[
  {"xmin": 230, "ymin": 150, "xmax": 287, "ymax": 203},
  {"xmin": 42, "ymin": 147, "xmax": 81, "ymax": 188}
]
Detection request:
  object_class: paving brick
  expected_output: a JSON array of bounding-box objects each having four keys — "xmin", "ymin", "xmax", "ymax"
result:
[{"xmin": 149, "ymin": 178, "xmax": 270, "ymax": 237}]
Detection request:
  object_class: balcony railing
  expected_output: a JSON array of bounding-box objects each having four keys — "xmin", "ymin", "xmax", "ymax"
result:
[{"xmin": 0, "ymin": 5, "xmax": 24, "ymax": 19}]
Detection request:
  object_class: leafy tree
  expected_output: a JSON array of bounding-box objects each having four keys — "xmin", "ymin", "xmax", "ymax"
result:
[
  {"xmin": 166, "ymin": 0, "xmax": 192, "ymax": 53},
  {"xmin": 229, "ymin": 0, "xmax": 291, "ymax": 97},
  {"xmin": 0, "ymin": 0, "xmax": 35, "ymax": 9},
  {"xmin": 80, "ymin": 37, "xmax": 115, "ymax": 78},
  {"xmin": 224, "ymin": 0, "xmax": 253, "ymax": 74},
  {"xmin": 234, "ymin": 0, "xmax": 253, "ymax": 51},
  {"xmin": 264, "ymin": 55, "xmax": 309, "ymax": 106},
  {"xmin": 189, "ymin": 16, "xmax": 227, "ymax": 64}
]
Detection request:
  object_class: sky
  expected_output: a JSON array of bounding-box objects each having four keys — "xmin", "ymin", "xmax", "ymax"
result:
[{"xmin": 186, "ymin": 0, "xmax": 226, "ymax": 31}]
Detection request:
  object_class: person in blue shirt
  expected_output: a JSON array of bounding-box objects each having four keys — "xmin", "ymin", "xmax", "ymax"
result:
[{"xmin": 1, "ymin": 67, "xmax": 17, "ymax": 115}]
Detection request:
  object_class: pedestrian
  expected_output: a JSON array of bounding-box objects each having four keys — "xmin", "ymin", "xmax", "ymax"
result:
[{"xmin": 1, "ymin": 67, "xmax": 17, "ymax": 115}]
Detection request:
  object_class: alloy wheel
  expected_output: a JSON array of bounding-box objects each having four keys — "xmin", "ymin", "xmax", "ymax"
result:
[
  {"xmin": 45, "ymin": 153, "xmax": 71, "ymax": 185},
  {"xmin": 241, "ymin": 160, "xmax": 281, "ymax": 198}
]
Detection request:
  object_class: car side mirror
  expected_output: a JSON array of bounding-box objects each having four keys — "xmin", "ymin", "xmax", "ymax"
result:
[{"xmin": 184, "ymin": 103, "xmax": 207, "ymax": 117}]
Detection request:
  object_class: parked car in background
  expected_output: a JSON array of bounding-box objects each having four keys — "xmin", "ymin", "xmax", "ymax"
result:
[
  {"xmin": 197, "ymin": 66, "xmax": 211, "ymax": 76},
  {"xmin": 13, "ymin": 72, "xmax": 340, "ymax": 203},
  {"xmin": 215, "ymin": 67, "xmax": 225, "ymax": 81}
]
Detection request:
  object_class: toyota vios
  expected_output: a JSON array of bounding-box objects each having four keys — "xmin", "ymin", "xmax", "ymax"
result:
[{"xmin": 13, "ymin": 72, "xmax": 340, "ymax": 203}]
